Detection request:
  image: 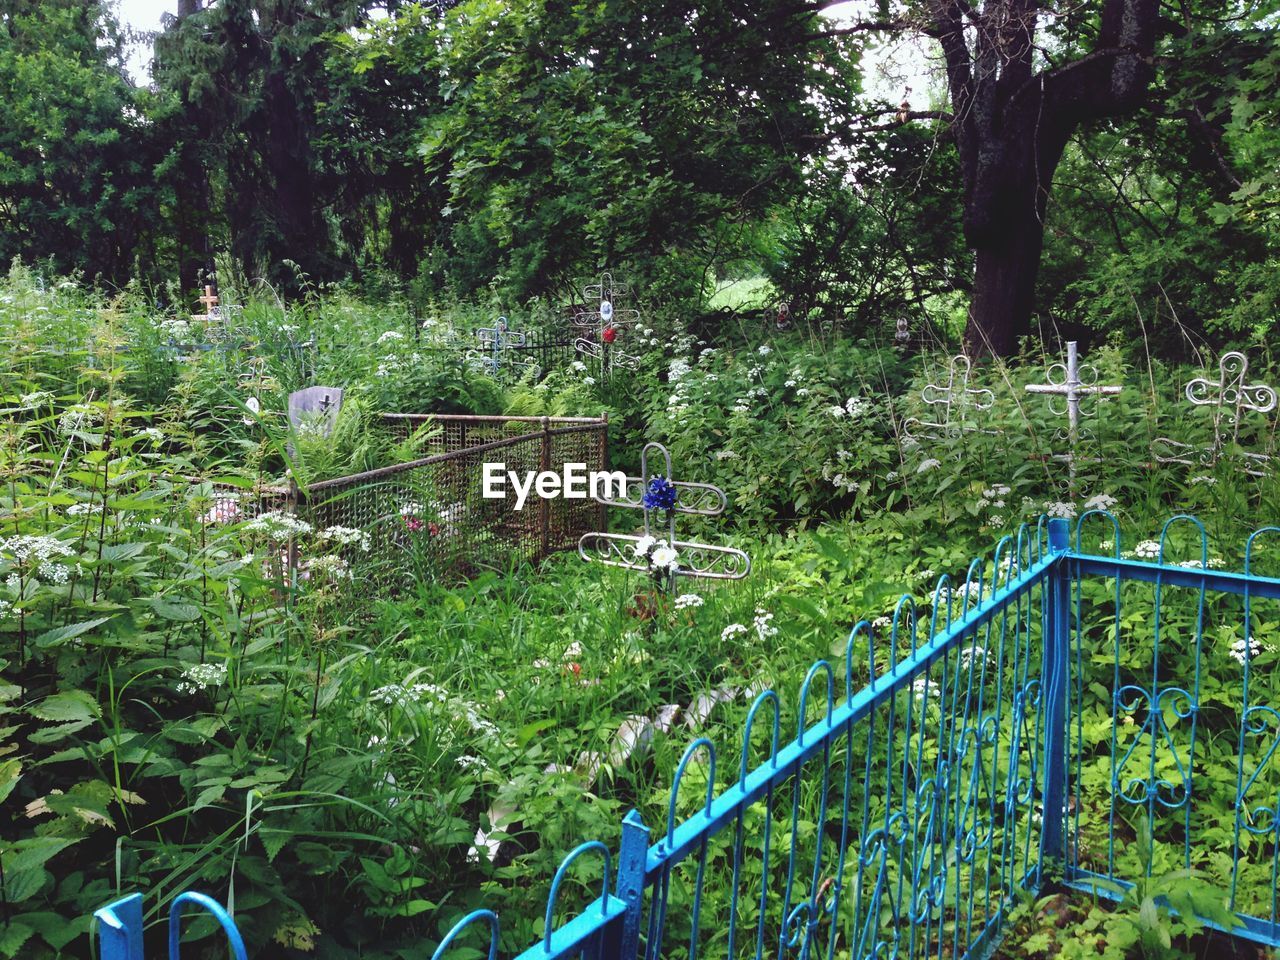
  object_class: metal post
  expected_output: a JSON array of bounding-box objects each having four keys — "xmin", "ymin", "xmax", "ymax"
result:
[
  {"xmin": 1064, "ymin": 341, "xmax": 1080, "ymax": 445},
  {"xmin": 1040, "ymin": 517, "xmax": 1071, "ymax": 868},
  {"xmin": 95, "ymin": 893, "xmax": 144, "ymax": 960},
  {"xmin": 606, "ymin": 809, "xmax": 651, "ymax": 960},
  {"xmin": 540, "ymin": 416, "xmax": 551, "ymax": 559}
]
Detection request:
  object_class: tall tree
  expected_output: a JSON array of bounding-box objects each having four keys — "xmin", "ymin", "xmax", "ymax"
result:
[
  {"xmin": 0, "ymin": 1, "xmax": 163, "ymax": 282},
  {"xmin": 823, "ymin": 0, "xmax": 1276, "ymax": 353}
]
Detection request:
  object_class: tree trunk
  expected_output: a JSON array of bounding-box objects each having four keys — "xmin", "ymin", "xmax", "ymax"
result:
[{"xmin": 965, "ymin": 209, "xmax": 1045, "ymax": 356}]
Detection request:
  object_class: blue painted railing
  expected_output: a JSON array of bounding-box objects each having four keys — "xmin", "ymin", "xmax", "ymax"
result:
[{"xmin": 94, "ymin": 515, "xmax": 1280, "ymax": 958}]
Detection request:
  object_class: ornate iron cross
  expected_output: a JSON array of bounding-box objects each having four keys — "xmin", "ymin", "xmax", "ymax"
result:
[
  {"xmin": 469, "ymin": 316, "xmax": 538, "ymax": 379},
  {"xmin": 1153, "ymin": 351, "xmax": 1277, "ymax": 476},
  {"xmin": 1024, "ymin": 341, "xmax": 1122, "ymax": 473},
  {"xmin": 903, "ymin": 355, "xmax": 996, "ymax": 441},
  {"xmin": 572, "ymin": 272, "xmax": 640, "ymax": 373},
  {"xmin": 578, "ymin": 442, "xmax": 750, "ymax": 581}
]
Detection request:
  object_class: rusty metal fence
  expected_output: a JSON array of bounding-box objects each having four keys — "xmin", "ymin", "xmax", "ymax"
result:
[{"xmin": 294, "ymin": 414, "xmax": 609, "ymax": 582}]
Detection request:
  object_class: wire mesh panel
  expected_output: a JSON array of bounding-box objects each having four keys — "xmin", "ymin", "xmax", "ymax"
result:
[{"xmin": 298, "ymin": 415, "xmax": 609, "ymax": 584}]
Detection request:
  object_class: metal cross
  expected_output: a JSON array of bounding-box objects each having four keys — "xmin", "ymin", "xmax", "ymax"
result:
[
  {"xmin": 578, "ymin": 442, "xmax": 750, "ymax": 581},
  {"xmin": 1153, "ymin": 351, "xmax": 1277, "ymax": 476},
  {"xmin": 1025, "ymin": 341, "xmax": 1122, "ymax": 448},
  {"xmin": 903, "ymin": 355, "xmax": 996, "ymax": 441},
  {"xmin": 469, "ymin": 316, "xmax": 536, "ymax": 378},
  {"xmin": 572, "ymin": 272, "xmax": 640, "ymax": 373}
]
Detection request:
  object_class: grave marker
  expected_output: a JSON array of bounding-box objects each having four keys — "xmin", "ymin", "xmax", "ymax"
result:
[
  {"xmin": 1153, "ymin": 351, "xmax": 1276, "ymax": 476},
  {"xmin": 578, "ymin": 441, "xmax": 750, "ymax": 582},
  {"xmin": 903, "ymin": 354, "xmax": 996, "ymax": 441}
]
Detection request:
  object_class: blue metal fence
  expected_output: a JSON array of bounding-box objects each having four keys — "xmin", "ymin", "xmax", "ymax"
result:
[{"xmin": 92, "ymin": 515, "xmax": 1280, "ymax": 958}]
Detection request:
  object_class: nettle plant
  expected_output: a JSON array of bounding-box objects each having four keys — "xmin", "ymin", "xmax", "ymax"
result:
[{"xmin": 0, "ymin": 347, "xmax": 444, "ymax": 955}]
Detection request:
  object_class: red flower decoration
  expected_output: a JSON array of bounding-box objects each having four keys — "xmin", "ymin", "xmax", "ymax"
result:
[{"xmin": 601, "ymin": 326, "xmax": 617, "ymax": 343}]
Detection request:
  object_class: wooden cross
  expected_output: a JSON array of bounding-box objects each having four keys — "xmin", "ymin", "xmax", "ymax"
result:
[
  {"xmin": 1154, "ymin": 351, "xmax": 1276, "ymax": 476},
  {"xmin": 197, "ymin": 286, "xmax": 219, "ymax": 312},
  {"xmin": 578, "ymin": 441, "xmax": 750, "ymax": 582},
  {"xmin": 903, "ymin": 355, "xmax": 996, "ymax": 441}
]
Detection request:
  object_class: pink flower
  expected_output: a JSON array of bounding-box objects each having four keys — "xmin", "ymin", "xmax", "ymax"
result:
[{"xmin": 202, "ymin": 498, "xmax": 242, "ymax": 525}]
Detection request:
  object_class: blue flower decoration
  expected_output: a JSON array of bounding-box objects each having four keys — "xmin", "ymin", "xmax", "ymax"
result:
[{"xmin": 641, "ymin": 476, "xmax": 679, "ymax": 511}]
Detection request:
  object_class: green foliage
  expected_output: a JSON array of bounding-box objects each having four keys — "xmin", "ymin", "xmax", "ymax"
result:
[
  {"xmin": 5, "ymin": 273, "xmax": 1280, "ymax": 958},
  {"xmin": 0, "ymin": 2, "xmax": 163, "ymax": 282}
]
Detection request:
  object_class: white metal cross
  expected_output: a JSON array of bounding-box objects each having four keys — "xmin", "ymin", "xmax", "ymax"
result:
[
  {"xmin": 1153, "ymin": 351, "xmax": 1277, "ymax": 476},
  {"xmin": 578, "ymin": 442, "xmax": 750, "ymax": 582},
  {"xmin": 469, "ymin": 316, "xmax": 537, "ymax": 378},
  {"xmin": 572, "ymin": 272, "xmax": 640, "ymax": 373},
  {"xmin": 1025, "ymin": 341, "xmax": 1122, "ymax": 446},
  {"xmin": 903, "ymin": 355, "xmax": 996, "ymax": 441}
]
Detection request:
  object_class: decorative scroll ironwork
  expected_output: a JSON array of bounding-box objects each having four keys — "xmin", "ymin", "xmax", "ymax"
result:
[
  {"xmin": 1153, "ymin": 351, "xmax": 1277, "ymax": 476},
  {"xmin": 578, "ymin": 441, "xmax": 750, "ymax": 580},
  {"xmin": 468, "ymin": 316, "xmax": 539, "ymax": 379},
  {"xmin": 903, "ymin": 354, "xmax": 996, "ymax": 441},
  {"xmin": 571, "ymin": 271, "xmax": 640, "ymax": 373}
]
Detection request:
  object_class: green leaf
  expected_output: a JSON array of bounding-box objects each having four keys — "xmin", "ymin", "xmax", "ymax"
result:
[
  {"xmin": 30, "ymin": 690, "xmax": 100, "ymax": 724},
  {"xmin": 0, "ymin": 921, "xmax": 33, "ymax": 958},
  {"xmin": 517, "ymin": 718, "xmax": 557, "ymax": 747},
  {"xmin": 147, "ymin": 598, "xmax": 201, "ymax": 622},
  {"xmin": 0, "ymin": 759, "xmax": 19, "ymax": 804},
  {"xmin": 34, "ymin": 617, "xmax": 113, "ymax": 649}
]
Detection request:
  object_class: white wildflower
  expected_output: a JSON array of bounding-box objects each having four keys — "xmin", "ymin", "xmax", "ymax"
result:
[
  {"xmin": 721, "ymin": 623, "xmax": 748, "ymax": 641},
  {"xmin": 633, "ymin": 535, "xmax": 656, "ymax": 558},
  {"xmin": 319, "ymin": 525, "xmax": 372, "ymax": 553},
  {"xmin": 1083, "ymin": 493, "xmax": 1118, "ymax": 512},
  {"xmin": 916, "ymin": 458, "xmax": 941, "ymax": 474},
  {"xmin": 1132, "ymin": 540, "xmax": 1161, "ymax": 561},
  {"xmin": 1230, "ymin": 636, "xmax": 1268, "ymax": 665},
  {"xmin": 309, "ymin": 554, "xmax": 352, "ymax": 583},
  {"xmin": 176, "ymin": 662, "xmax": 228, "ymax": 695},
  {"xmin": 753, "ymin": 608, "xmax": 778, "ymax": 641},
  {"xmin": 245, "ymin": 510, "xmax": 312, "ymax": 541},
  {"xmin": 18, "ymin": 391, "xmax": 54, "ymax": 409},
  {"xmin": 845, "ymin": 396, "xmax": 872, "ymax": 418},
  {"xmin": 674, "ymin": 593, "xmax": 703, "ymax": 610}
]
